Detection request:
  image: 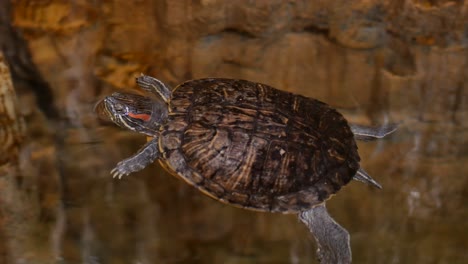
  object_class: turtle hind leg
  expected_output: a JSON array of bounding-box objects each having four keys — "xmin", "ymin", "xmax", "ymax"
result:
[
  {"xmin": 299, "ymin": 204, "xmax": 352, "ymax": 264},
  {"xmin": 111, "ymin": 138, "xmax": 160, "ymax": 179},
  {"xmin": 350, "ymin": 123, "xmax": 398, "ymax": 141},
  {"xmin": 353, "ymin": 168, "xmax": 382, "ymax": 189},
  {"xmin": 136, "ymin": 74, "xmax": 172, "ymax": 103}
]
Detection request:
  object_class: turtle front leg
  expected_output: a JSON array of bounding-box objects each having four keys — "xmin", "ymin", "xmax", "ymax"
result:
[
  {"xmin": 111, "ymin": 138, "xmax": 160, "ymax": 179},
  {"xmin": 299, "ymin": 204, "xmax": 352, "ymax": 264},
  {"xmin": 136, "ymin": 74, "xmax": 171, "ymax": 103}
]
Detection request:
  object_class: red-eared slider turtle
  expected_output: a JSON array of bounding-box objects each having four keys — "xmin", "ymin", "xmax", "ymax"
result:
[{"xmin": 95, "ymin": 75, "xmax": 397, "ymax": 264}]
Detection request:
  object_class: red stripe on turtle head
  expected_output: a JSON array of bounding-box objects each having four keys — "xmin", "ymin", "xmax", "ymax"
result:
[{"xmin": 128, "ymin": 112, "xmax": 151, "ymax": 121}]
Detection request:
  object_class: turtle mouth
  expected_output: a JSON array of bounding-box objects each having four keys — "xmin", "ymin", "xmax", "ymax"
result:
[{"xmin": 94, "ymin": 97, "xmax": 115, "ymax": 122}]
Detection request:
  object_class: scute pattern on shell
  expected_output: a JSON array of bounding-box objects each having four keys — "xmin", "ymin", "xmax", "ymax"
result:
[{"xmin": 159, "ymin": 79, "xmax": 360, "ymax": 213}]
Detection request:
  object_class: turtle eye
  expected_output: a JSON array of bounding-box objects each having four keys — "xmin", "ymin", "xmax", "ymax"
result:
[{"xmin": 114, "ymin": 103, "xmax": 125, "ymax": 112}]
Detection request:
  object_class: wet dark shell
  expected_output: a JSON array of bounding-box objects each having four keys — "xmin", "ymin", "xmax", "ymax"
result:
[{"xmin": 159, "ymin": 79, "xmax": 359, "ymax": 213}]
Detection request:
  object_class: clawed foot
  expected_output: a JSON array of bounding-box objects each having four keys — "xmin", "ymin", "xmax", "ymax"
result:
[
  {"xmin": 110, "ymin": 166, "xmax": 128, "ymax": 179},
  {"xmin": 110, "ymin": 159, "xmax": 144, "ymax": 179},
  {"xmin": 136, "ymin": 74, "xmax": 171, "ymax": 103},
  {"xmin": 110, "ymin": 138, "xmax": 160, "ymax": 179}
]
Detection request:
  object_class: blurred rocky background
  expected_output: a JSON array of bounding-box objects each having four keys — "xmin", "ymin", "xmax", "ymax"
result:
[{"xmin": 0, "ymin": 0, "xmax": 467, "ymax": 263}]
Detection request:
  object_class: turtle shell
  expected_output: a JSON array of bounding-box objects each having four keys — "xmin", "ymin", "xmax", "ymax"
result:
[{"xmin": 158, "ymin": 78, "xmax": 359, "ymax": 213}]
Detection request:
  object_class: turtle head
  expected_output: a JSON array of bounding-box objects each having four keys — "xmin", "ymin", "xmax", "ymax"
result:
[{"xmin": 95, "ymin": 92, "xmax": 168, "ymax": 136}]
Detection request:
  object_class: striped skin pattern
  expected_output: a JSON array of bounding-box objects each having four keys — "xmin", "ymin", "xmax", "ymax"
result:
[
  {"xmin": 160, "ymin": 79, "xmax": 360, "ymax": 213},
  {"xmin": 0, "ymin": 54, "xmax": 25, "ymax": 166}
]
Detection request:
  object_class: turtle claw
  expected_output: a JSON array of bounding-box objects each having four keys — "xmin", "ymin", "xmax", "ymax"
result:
[
  {"xmin": 111, "ymin": 170, "xmax": 127, "ymax": 179},
  {"xmin": 110, "ymin": 161, "xmax": 133, "ymax": 179},
  {"xmin": 111, "ymin": 169, "xmax": 121, "ymax": 179},
  {"xmin": 110, "ymin": 152, "xmax": 153, "ymax": 179}
]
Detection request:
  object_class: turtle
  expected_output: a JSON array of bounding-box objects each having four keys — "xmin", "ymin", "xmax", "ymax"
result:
[{"xmin": 95, "ymin": 74, "xmax": 397, "ymax": 263}]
